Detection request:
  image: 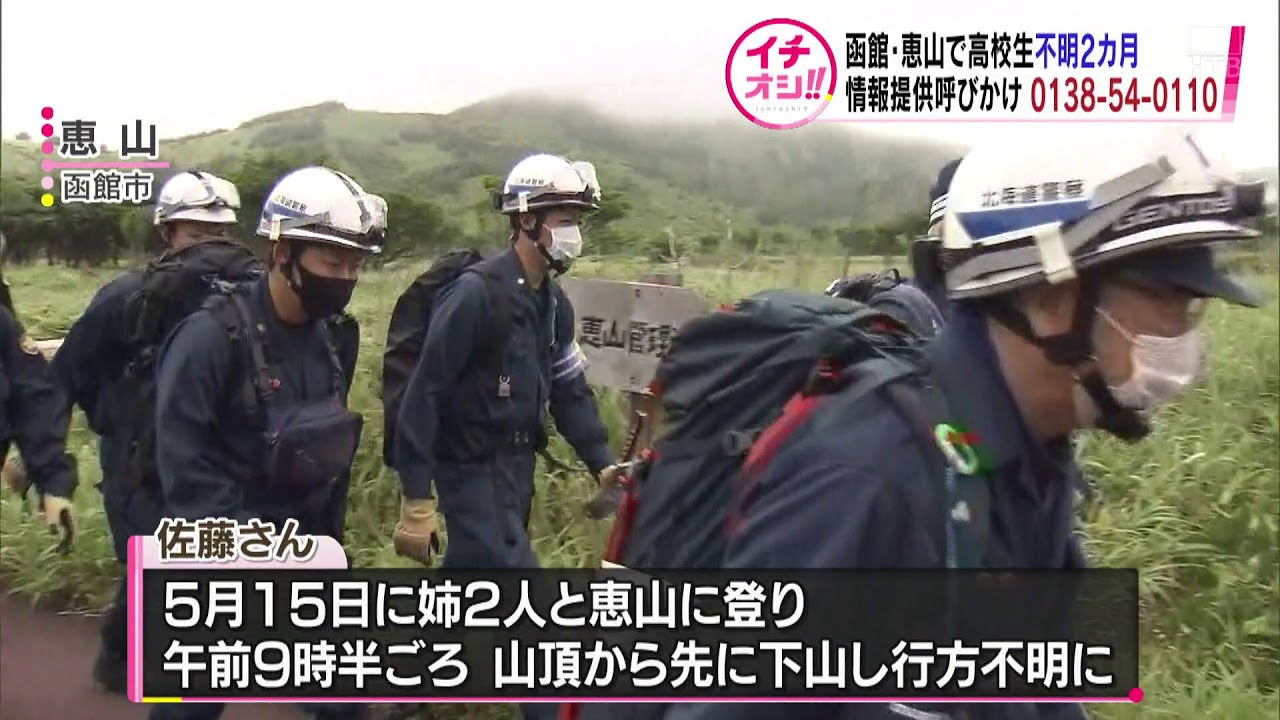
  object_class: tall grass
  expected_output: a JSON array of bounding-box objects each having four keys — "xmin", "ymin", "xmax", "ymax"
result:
[{"xmin": 1, "ymin": 257, "xmax": 1276, "ymax": 719}]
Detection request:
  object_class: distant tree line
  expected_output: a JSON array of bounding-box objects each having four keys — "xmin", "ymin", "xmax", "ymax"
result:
[
  {"xmin": 1, "ymin": 148, "xmax": 640, "ymax": 267},
  {"xmin": 2, "ymin": 142, "xmax": 943, "ymax": 269}
]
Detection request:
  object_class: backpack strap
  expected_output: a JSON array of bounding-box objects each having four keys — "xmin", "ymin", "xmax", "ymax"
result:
[
  {"xmin": 207, "ymin": 292, "xmax": 274, "ymax": 421},
  {"xmin": 730, "ymin": 356, "xmax": 921, "ymax": 535},
  {"xmin": 465, "ymin": 266, "xmax": 513, "ymax": 372},
  {"xmin": 318, "ymin": 316, "xmax": 346, "ymax": 396},
  {"xmin": 881, "ymin": 379, "xmax": 991, "ymax": 569}
]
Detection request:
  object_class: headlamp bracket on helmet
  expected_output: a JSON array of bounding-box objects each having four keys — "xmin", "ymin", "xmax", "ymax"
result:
[
  {"xmin": 946, "ymin": 158, "xmax": 1177, "ymax": 293},
  {"xmin": 270, "ymin": 212, "xmax": 332, "ymax": 241}
]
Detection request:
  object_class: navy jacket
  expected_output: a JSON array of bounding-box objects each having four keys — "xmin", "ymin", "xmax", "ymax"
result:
[
  {"xmin": 1, "ymin": 306, "xmax": 77, "ymax": 498},
  {"xmin": 665, "ymin": 304, "xmax": 1088, "ymax": 720},
  {"xmin": 154, "ymin": 276, "xmax": 360, "ymax": 535},
  {"xmin": 52, "ymin": 270, "xmax": 144, "ymax": 438},
  {"xmin": 394, "ymin": 248, "xmax": 612, "ymax": 500}
]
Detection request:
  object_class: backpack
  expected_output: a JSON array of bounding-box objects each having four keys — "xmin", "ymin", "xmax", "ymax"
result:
[
  {"xmin": 381, "ymin": 248, "xmax": 511, "ymax": 468},
  {"xmin": 112, "ymin": 240, "xmax": 266, "ymax": 492},
  {"xmin": 567, "ymin": 283, "xmax": 992, "ymax": 720},
  {"xmin": 601, "ymin": 284, "xmax": 990, "ymax": 573},
  {"xmin": 826, "ymin": 267, "xmax": 946, "ymax": 340}
]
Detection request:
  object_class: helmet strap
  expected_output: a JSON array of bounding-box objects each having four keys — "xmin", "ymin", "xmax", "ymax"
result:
[
  {"xmin": 516, "ymin": 211, "xmax": 568, "ymax": 275},
  {"xmin": 985, "ymin": 280, "xmax": 1150, "ymax": 442},
  {"xmin": 281, "ymin": 240, "xmax": 306, "ymax": 294}
]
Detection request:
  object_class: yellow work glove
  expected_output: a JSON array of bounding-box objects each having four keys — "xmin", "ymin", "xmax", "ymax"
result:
[
  {"xmin": 39, "ymin": 494, "xmax": 75, "ymax": 554},
  {"xmin": 4, "ymin": 455, "xmax": 75, "ymax": 553},
  {"xmin": 393, "ymin": 497, "xmax": 441, "ymax": 564},
  {"xmin": 3, "ymin": 454, "xmax": 29, "ymax": 495}
]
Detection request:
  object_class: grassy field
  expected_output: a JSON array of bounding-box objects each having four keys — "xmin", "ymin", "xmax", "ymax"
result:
[{"xmin": 1, "ymin": 255, "xmax": 1276, "ymax": 720}]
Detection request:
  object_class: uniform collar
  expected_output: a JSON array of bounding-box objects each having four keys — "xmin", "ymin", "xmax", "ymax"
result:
[
  {"xmin": 495, "ymin": 246, "xmax": 550, "ymax": 299},
  {"xmin": 255, "ymin": 273, "xmax": 315, "ymax": 336},
  {"xmin": 925, "ymin": 303, "xmax": 1045, "ymax": 473},
  {"xmin": 251, "ymin": 274, "xmax": 280, "ymax": 334}
]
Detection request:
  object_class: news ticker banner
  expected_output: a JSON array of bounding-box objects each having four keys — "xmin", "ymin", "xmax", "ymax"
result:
[
  {"xmin": 126, "ymin": 519, "xmax": 1140, "ymax": 705},
  {"xmin": 725, "ymin": 22, "xmax": 1248, "ymax": 129}
]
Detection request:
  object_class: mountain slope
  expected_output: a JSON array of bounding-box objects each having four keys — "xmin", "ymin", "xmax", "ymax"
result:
[{"xmin": 4, "ymin": 96, "xmax": 963, "ymax": 237}]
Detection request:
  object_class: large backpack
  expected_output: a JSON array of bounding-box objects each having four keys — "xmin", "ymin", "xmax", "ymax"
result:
[
  {"xmin": 565, "ymin": 276, "xmax": 993, "ymax": 720},
  {"xmin": 381, "ymin": 248, "xmax": 511, "ymax": 468},
  {"xmin": 112, "ymin": 240, "xmax": 265, "ymax": 492},
  {"xmin": 601, "ymin": 282, "xmax": 989, "ymax": 573},
  {"xmin": 567, "ymin": 286, "xmax": 992, "ymax": 720}
]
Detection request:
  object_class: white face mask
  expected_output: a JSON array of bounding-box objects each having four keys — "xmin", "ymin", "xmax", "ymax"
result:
[
  {"xmin": 1096, "ymin": 308, "xmax": 1206, "ymax": 412},
  {"xmin": 546, "ymin": 224, "xmax": 583, "ymax": 265}
]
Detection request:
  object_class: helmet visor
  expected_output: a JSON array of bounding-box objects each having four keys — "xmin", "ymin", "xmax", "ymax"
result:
[
  {"xmin": 519, "ymin": 160, "xmax": 601, "ymax": 208},
  {"xmin": 157, "ymin": 172, "xmax": 241, "ymax": 218}
]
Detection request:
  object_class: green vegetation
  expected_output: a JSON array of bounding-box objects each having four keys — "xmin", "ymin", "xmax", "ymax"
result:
[
  {"xmin": 1, "ymin": 254, "xmax": 1277, "ymax": 719},
  {"xmin": 2, "ymin": 96, "xmax": 960, "ymax": 266}
]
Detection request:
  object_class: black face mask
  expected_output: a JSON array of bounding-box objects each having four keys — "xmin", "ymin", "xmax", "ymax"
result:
[{"xmin": 289, "ymin": 262, "xmax": 356, "ymax": 319}]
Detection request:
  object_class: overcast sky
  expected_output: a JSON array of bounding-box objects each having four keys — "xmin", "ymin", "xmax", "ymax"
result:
[{"xmin": 2, "ymin": 0, "xmax": 1276, "ymax": 169}]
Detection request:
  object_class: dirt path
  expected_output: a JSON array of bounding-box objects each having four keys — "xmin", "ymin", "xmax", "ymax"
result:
[{"xmin": 0, "ymin": 590, "xmax": 306, "ymax": 720}]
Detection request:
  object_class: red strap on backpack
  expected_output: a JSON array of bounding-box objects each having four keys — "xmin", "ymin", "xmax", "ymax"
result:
[{"xmin": 725, "ymin": 367, "xmax": 836, "ymax": 537}]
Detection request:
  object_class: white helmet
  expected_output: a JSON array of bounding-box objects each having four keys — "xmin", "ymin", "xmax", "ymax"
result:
[
  {"xmin": 940, "ymin": 125, "xmax": 1265, "ymax": 300},
  {"xmin": 256, "ymin": 167, "xmax": 385, "ymax": 254},
  {"xmin": 494, "ymin": 153, "xmax": 601, "ymax": 215},
  {"xmin": 153, "ymin": 170, "xmax": 240, "ymax": 226},
  {"xmin": 926, "ymin": 157, "xmax": 964, "ymax": 239},
  {"xmin": 940, "ymin": 125, "xmax": 1264, "ymax": 444}
]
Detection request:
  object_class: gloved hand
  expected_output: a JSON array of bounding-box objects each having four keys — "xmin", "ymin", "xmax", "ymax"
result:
[
  {"xmin": 41, "ymin": 491, "xmax": 73, "ymax": 527},
  {"xmin": 597, "ymin": 463, "xmax": 623, "ymax": 487},
  {"xmin": 585, "ymin": 464, "xmax": 627, "ymax": 520},
  {"xmin": 3, "ymin": 454, "xmax": 29, "ymax": 495},
  {"xmin": 38, "ymin": 494, "xmax": 75, "ymax": 554},
  {"xmin": 393, "ymin": 497, "xmax": 441, "ymax": 565}
]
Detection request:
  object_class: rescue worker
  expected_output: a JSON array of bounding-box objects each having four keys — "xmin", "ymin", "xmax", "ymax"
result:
[
  {"xmin": 391, "ymin": 153, "xmax": 618, "ymax": 720},
  {"xmin": 665, "ymin": 127, "xmax": 1267, "ymax": 720},
  {"xmin": 1, "ymin": 245, "xmax": 78, "ymax": 554},
  {"xmin": 51, "ymin": 169, "xmax": 248, "ymax": 694},
  {"xmin": 148, "ymin": 166, "xmax": 378, "ymax": 720}
]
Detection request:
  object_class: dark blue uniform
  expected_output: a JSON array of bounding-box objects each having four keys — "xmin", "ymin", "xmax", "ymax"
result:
[
  {"xmin": 1, "ymin": 306, "xmax": 77, "ymax": 500},
  {"xmin": 52, "ymin": 270, "xmax": 153, "ymax": 683},
  {"xmin": 150, "ymin": 276, "xmax": 363, "ymax": 720},
  {"xmin": 52, "ymin": 270, "xmax": 150, "ymax": 560},
  {"xmin": 396, "ymin": 248, "xmax": 613, "ymax": 569},
  {"xmin": 665, "ymin": 304, "xmax": 1088, "ymax": 720},
  {"xmin": 394, "ymin": 248, "xmax": 610, "ymax": 720}
]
